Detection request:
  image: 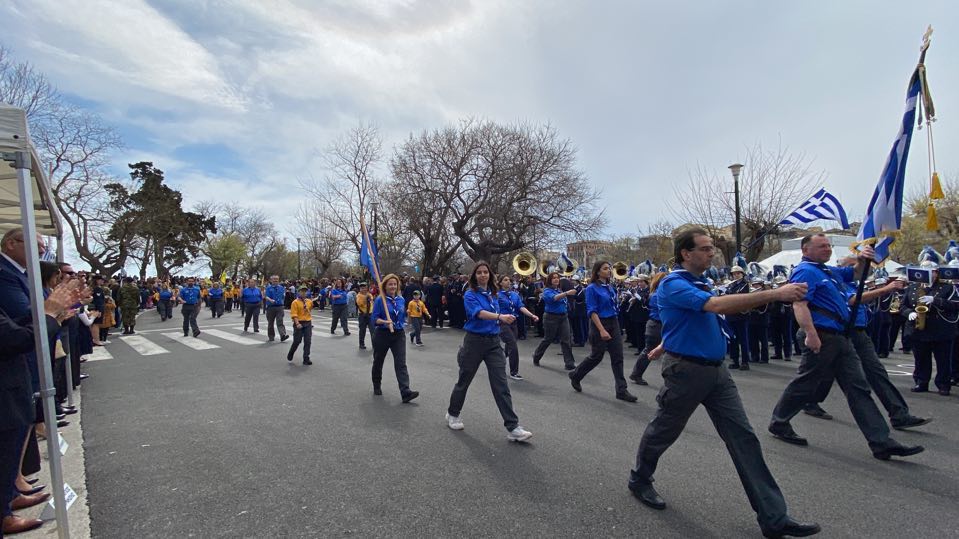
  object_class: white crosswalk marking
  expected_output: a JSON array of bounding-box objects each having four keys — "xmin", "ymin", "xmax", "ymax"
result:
[
  {"xmin": 162, "ymin": 333, "xmax": 221, "ymax": 350},
  {"xmin": 205, "ymin": 329, "xmax": 264, "ymax": 346},
  {"xmin": 84, "ymin": 347, "xmax": 114, "ymax": 362},
  {"xmin": 119, "ymin": 335, "xmax": 170, "ymax": 356}
]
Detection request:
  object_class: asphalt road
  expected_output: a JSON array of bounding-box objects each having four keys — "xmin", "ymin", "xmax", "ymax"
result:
[{"xmin": 80, "ymin": 307, "xmax": 959, "ymax": 538}]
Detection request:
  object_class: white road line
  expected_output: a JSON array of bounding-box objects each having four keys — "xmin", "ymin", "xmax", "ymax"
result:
[
  {"xmin": 119, "ymin": 335, "xmax": 170, "ymax": 356},
  {"xmin": 137, "ymin": 322, "xmax": 237, "ymax": 334},
  {"xmin": 161, "ymin": 333, "xmax": 221, "ymax": 350},
  {"xmin": 83, "ymin": 347, "xmax": 114, "ymax": 362},
  {"xmin": 204, "ymin": 329, "xmax": 264, "ymax": 346}
]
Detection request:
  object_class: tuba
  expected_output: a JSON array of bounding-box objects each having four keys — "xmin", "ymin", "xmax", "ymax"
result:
[
  {"xmin": 512, "ymin": 252, "xmax": 537, "ymax": 276},
  {"xmin": 612, "ymin": 262, "xmax": 629, "ymax": 281},
  {"xmin": 537, "ymin": 259, "xmax": 552, "ymax": 278}
]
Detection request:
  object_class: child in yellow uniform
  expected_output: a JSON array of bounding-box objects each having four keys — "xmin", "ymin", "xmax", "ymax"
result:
[
  {"xmin": 288, "ymin": 285, "xmax": 314, "ymax": 365},
  {"xmin": 406, "ymin": 290, "xmax": 430, "ymax": 346}
]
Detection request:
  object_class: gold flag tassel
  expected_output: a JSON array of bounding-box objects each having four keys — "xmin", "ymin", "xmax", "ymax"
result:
[
  {"xmin": 917, "ymin": 26, "xmax": 942, "ymax": 202},
  {"xmin": 926, "ymin": 202, "xmax": 939, "ymax": 231}
]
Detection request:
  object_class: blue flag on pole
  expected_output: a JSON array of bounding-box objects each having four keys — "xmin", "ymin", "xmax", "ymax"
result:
[
  {"xmin": 360, "ymin": 224, "xmax": 380, "ymax": 277},
  {"xmin": 856, "ymin": 70, "xmax": 922, "ymax": 262},
  {"xmin": 779, "ymin": 188, "xmax": 850, "ymax": 229}
]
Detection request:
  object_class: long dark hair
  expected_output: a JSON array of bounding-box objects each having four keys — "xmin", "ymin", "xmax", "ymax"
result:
[
  {"xmin": 545, "ymin": 272, "xmax": 561, "ymax": 289},
  {"xmin": 591, "ymin": 260, "xmax": 610, "ymax": 283},
  {"xmin": 468, "ymin": 261, "xmax": 498, "ymax": 293}
]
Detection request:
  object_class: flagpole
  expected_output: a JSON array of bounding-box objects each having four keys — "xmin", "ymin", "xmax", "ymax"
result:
[{"xmin": 360, "ymin": 215, "xmax": 394, "ymax": 332}]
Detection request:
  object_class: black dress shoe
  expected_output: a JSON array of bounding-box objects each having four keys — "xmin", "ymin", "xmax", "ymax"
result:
[
  {"xmin": 302, "ymin": 359, "xmax": 313, "ymax": 365},
  {"xmin": 26, "ymin": 477, "xmax": 39, "ymax": 485},
  {"xmin": 802, "ymin": 405, "xmax": 833, "ymax": 420},
  {"xmin": 287, "ymin": 354, "xmax": 293, "ymax": 362},
  {"xmin": 770, "ymin": 355, "xmax": 783, "ymax": 360},
  {"xmin": 873, "ymin": 443, "xmax": 924, "ymax": 461},
  {"xmin": 281, "ymin": 335, "xmax": 290, "ymax": 342},
  {"xmin": 532, "ymin": 357, "xmax": 540, "ymax": 366},
  {"xmin": 768, "ymin": 424, "xmax": 808, "ymax": 446},
  {"xmin": 739, "ymin": 363, "xmax": 750, "ymax": 371},
  {"xmin": 938, "ymin": 388, "xmax": 951, "ymax": 396},
  {"xmin": 402, "ymin": 391, "xmax": 420, "ymax": 403},
  {"xmin": 911, "ymin": 385, "xmax": 928, "ymax": 393},
  {"xmin": 762, "ymin": 517, "xmax": 822, "ymax": 538},
  {"xmin": 57, "ymin": 420, "xmax": 69, "ymax": 428},
  {"xmin": 629, "ymin": 481, "xmax": 666, "ymax": 510},
  {"xmin": 728, "ymin": 363, "xmax": 741, "ymax": 370},
  {"xmin": 17, "ymin": 485, "xmax": 46, "ymax": 496},
  {"xmin": 569, "ymin": 372, "xmax": 582, "ymax": 392},
  {"xmin": 564, "ymin": 364, "xmax": 576, "ymax": 371},
  {"xmin": 373, "ymin": 386, "xmax": 383, "ymax": 396},
  {"xmin": 359, "ymin": 345, "xmax": 367, "ymax": 350},
  {"xmin": 616, "ymin": 392, "xmax": 638, "ymax": 402},
  {"xmin": 193, "ymin": 331, "xmax": 201, "ymax": 337},
  {"xmin": 629, "ymin": 374, "xmax": 649, "ymax": 386},
  {"xmin": 892, "ymin": 416, "xmax": 932, "ymax": 430},
  {"xmin": 56, "ymin": 414, "xmax": 66, "ymax": 421}
]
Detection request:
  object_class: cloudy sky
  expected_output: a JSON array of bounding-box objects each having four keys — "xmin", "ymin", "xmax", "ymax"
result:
[{"xmin": 3, "ymin": 0, "xmax": 957, "ymax": 247}]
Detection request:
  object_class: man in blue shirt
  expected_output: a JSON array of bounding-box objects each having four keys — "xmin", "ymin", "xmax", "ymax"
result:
[
  {"xmin": 177, "ymin": 277, "xmax": 201, "ymax": 337},
  {"xmin": 264, "ymin": 275, "xmax": 290, "ymax": 342},
  {"xmin": 629, "ymin": 228, "xmax": 820, "ymax": 539},
  {"xmin": 769, "ymin": 234, "xmax": 924, "ymax": 462},
  {"xmin": 242, "ymin": 279, "xmax": 263, "ymax": 333}
]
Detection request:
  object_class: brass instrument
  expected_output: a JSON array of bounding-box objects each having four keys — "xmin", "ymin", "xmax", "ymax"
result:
[
  {"xmin": 915, "ymin": 304, "xmax": 929, "ymax": 330},
  {"xmin": 557, "ymin": 256, "xmax": 577, "ymax": 277},
  {"xmin": 612, "ymin": 262, "xmax": 629, "ymax": 281},
  {"xmin": 512, "ymin": 252, "xmax": 537, "ymax": 276},
  {"xmin": 889, "ymin": 294, "xmax": 901, "ymax": 314},
  {"xmin": 537, "ymin": 259, "xmax": 552, "ymax": 278}
]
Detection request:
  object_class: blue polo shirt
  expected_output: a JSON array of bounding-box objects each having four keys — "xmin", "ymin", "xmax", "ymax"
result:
[
  {"xmin": 464, "ymin": 287, "xmax": 500, "ymax": 335},
  {"xmin": 159, "ymin": 289, "xmax": 173, "ymax": 301},
  {"xmin": 208, "ymin": 287, "xmax": 224, "ymax": 300},
  {"xmin": 371, "ymin": 294, "xmax": 406, "ymax": 331},
  {"xmin": 179, "ymin": 285, "xmax": 200, "ymax": 305},
  {"xmin": 497, "ymin": 290, "xmax": 524, "ymax": 317},
  {"xmin": 648, "ymin": 293, "xmax": 661, "ymax": 322},
  {"xmin": 585, "ymin": 282, "xmax": 618, "ymax": 319},
  {"xmin": 789, "ymin": 259, "xmax": 853, "ymax": 332},
  {"xmin": 329, "ymin": 288, "xmax": 348, "ymax": 305},
  {"xmin": 658, "ymin": 270, "xmax": 725, "ymax": 362},
  {"xmin": 242, "ymin": 287, "xmax": 263, "ymax": 304},
  {"xmin": 542, "ymin": 288, "xmax": 568, "ymax": 315},
  {"xmin": 265, "ymin": 284, "xmax": 285, "ymax": 306}
]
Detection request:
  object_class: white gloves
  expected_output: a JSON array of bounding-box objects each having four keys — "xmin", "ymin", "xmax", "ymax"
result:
[
  {"xmin": 908, "ymin": 312, "xmax": 919, "ymax": 321},
  {"xmin": 919, "ymin": 295, "xmax": 934, "ymax": 305}
]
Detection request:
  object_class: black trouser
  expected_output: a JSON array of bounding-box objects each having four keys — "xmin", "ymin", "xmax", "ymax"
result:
[
  {"xmin": 211, "ymin": 299, "xmax": 224, "ymax": 318},
  {"xmin": 448, "ymin": 332, "xmax": 519, "ymax": 431},
  {"xmin": 181, "ymin": 304, "xmax": 200, "ymax": 335},
  {"xmin": 427, "ymin": 302, "xmax": 444, "ymax": 328},
  {"xmin": 890, "ymin": 315, "xmax": 910, "ymax": 351},
  {"xmin": 288, "ymin": 321, "xmax": 312, "ymax": 362},
  {"xmin": 499, "ymin": 321, "xmax": 520, "ymax": 375},
  {"xmin": 372, "ymin": 329, "xmax": 412, "ymax": 396},
  {"xmin": 266, "ymin": 306, "xmax": 287, "ymax": 340},
  {"xmin": 331, "ymin": 303, "xmax": 350, "ymax": 334},
  {"xmin": 633, "ymin": 354, "xmax": 788, "ymax": 533},
  {"xmin": 728, "ymin": 318, "xmax": 751, "ymax": 365},
  {"xmin": 358, "ymin": 313, "xmax": 371, "ymax": 347},
  {"xmin": 631, "ymin": 320, "xmax": 662, "ymax": 379},
  {"xmin": 771, "ymin": 330, "xmax": 895, "ymax": 452},
  {"xmin": 532, "ymin": 312, "xmax": 575, "ymax": 368},
  {"xmin": 571, "ymin": 317, "xmax": 628, "ymax": 394},
  {"xmin": 748, "ymin": 323, "xmax": 769, "ymax": 363},
  {"xmin": 912, "ymin": 338, "xmax": 953, "ymax": 391},
  {"xmin": 244, "ymin": 303, "xmax": 260, "ymax": 331},
  {"xmin": 54, "ymin": 355, "xmax": 67, "ymax": 404},
  {"xmin": 769, "ymin": 315, "xmax": 792, "ymax": 359},
  {"xmin": 810, "ymin": 329, "xmax": 911, "ymax": 424}
]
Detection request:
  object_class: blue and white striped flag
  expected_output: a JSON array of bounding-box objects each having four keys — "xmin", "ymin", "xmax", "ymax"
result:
[
  {"xmin": 779, "ymin": 188, "xmax": 850, "ymax": 229},
  {"xmin": 856, "ymin": 69, "xmax": 922, "ymax": 262}
]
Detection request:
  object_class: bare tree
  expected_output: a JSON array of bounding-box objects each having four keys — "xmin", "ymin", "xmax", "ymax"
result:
[
  {"xmin": 290, "ymin": 202, "xmax": 347, "ymax": 276},
  {"xmin": 0, "ymin": 45, "xmax": 59, "ymax": 123},
  {"xmin": 209, "ymin": 203, "xmax": 279, "ymax": 278},
  {"xmin": 668, "ymin": 141, "xmax": 823, "ymax": 262},
  {"xmin": 301, "ymin": 123, "xmax": 382, "ymax": 251}
]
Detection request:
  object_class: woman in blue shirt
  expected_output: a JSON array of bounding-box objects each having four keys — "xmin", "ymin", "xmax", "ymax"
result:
[
  {"xmin": 329, "ymin": 278, "xmax": 351, "ymax": 336},
  {"xmin": 242, "ymin": 279, "xmax": 263, "ymax": 333},
  {"xmin": 370, "ymin": 274, "xmax": 418, "ymax": 403},
  {"xmin": 445, "ymin": 262, "xmax": 532, "ymax": 442},
  {"xmin": 497, "ymin": 275, "xmax": 539, "ymax": 381},
  {"xmin": 629, "ymin": 272, "xmax": 666, "ymax": 386},
  {"xmin": 531, "ymin": 272, "xmax": 578, "ymax": 370},
  {"xmin": 157, "ymin": 283, "xmax": 174, "ymax": 321},
  {"xmin": 568, "ymin": 261, "xmax": 637, "ymax": 402}
]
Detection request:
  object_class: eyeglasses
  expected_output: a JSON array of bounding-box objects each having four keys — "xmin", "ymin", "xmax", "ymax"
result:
[{"xmin": 689, "ymin": 246, "xmax": 716, "ymax": 253}]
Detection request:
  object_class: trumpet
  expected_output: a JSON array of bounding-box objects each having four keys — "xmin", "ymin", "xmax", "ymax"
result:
[
  {"xmin": 512, "ymin": 252, "xmax": 537, "ymax": 276},
  {"xmin": 612, "ymin": 262, "xmax": 629, "ymax": 281}
]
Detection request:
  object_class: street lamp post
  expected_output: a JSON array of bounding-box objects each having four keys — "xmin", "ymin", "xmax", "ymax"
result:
[
  {"xmin": 296, "ymin": 237, "xmax": 301, "ymax": 280},
  {"xmin": 371, "ymin": 202, "xmax": 379, "ymax": 242},
  {"xmin": 728, "ymin": 163, "xmax": 744, "ymax": 254}
]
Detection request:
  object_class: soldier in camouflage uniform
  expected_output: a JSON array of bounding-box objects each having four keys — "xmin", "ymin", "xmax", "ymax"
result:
[{"xmin": 119, "ymin": 277, "xmax": 142, "ymax": 334}]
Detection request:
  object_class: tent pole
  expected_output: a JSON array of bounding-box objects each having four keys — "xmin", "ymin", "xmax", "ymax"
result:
[{"xmin": 15, "ymin": 151, "xmax": 70, "ymax": 539}]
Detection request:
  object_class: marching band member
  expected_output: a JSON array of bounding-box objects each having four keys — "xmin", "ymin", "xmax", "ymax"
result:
[
  {"xmin": 901, "ymin": 261, "xmax": 959, "ymax": 396},
  {"xmin": 531, "ymin": 272, "xmax": 577, "ymax": 370},
  {"xmin": 747, "ymin": 278, "xmax": 770, "ymax": 364},
  {"xmin": 568, "ymin": 261, "xmax": 637, "ymax": 402},
  {"xmin": 264, "ymin": 275, "xmax": 290, "ymax": 342},
  {"xmin": 241, "ymin": 278, "xmax": 263, "ymax": 333},
  {"xmin": 329, "ymin": 278, "xmax": 351, "ymax": 336},
  {"xmin": 496, "ymin": 274, "xmax": 539, "ymax": 380},
  {"xmin": 629, "ymin": 272, "xmax": 665, "ymax": 386},
  {"xmin": 725, "ymin": 266, "xmax": 751, "ymax": 370},
  {"xmin": 445, "ymin": 262, "xmax": 532, "ymax": 442},
  {"xmin": 370, "ymin": 274, "xmax": 419, "ymax": 402}
]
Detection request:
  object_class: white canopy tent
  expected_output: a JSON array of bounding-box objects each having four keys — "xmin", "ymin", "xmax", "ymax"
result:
[
  {"xmin": 0, "ymin": 103, "xmax": 71, "ymax": 538},
  {"xmin": 757, "ymin": 249, "xmax": 904, "ymax": 274}
]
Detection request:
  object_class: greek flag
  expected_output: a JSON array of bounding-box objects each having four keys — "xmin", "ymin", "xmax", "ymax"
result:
[
  {"xmin": 779, "ymin": 188, "xmax": 850, "ymax": 229},
  {"xmin": 856, "ymin": 70, "xmax": 922, "ymax": 262}
]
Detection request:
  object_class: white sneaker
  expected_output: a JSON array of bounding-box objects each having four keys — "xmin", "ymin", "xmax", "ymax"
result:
[
  {"xmin": 509, "ymin": 373, "xmax": 524, "ymax": 381},
  {"xmin": 507, "ymin": 426, "xmax": 533, "ymax": 442},
  {"xmin": 446, "ymin": 412, "xmax": 464, "ymax": 430}
]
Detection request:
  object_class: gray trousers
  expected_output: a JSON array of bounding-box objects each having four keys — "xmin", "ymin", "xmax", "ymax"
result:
[
  {"xmin": 410, "ymin": 318, "xmax": 424, "ymax": 343},
  {"xmin": 331, "ymin": 304, "xmax": 350, "ymax": 334},
  {"xmin": 266, "ymin": 306, "xmax": 288, "ymax": 340},
  {"xmin": 634, "ymin": 354, "xmax": 788, "ymax": 532},
  {"xmin": 181, "ymin": 304, "xmax": 200, "ymax": 335},
  {"xmin": 448, "ymin": 332, "xmax": 519, "ymax": 431},
  {"xmin": 288, "ymin": 321, "xmax": 312, "ymax": 362},
  {"xmin": 771, "ymin": 330, "xmax": 895, "ymax": 451},
  {"xmin": 372, "ymin": 329, "xmax": 412, "ymax": 396},
  {"xmin": 811, "ymin": 328, "xmax": 911, "ymax": 424},
  {"xmin": 532, "ymin": 312, "xmax": 575, "ymax": 368},
  {"xmin": 210, "ymin": 299, "xmax": 224, "ymax": 318},
  {"xmin": 631, "ymin": 319, "xmax": 662, "ymax": 378},
  {"xmin": 243, "ymin": 303, "xmax": 260, "ymax": 331},
  {"xmin": 571, "ymin": 317, "xmax": 628, "ymax": 393}
]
